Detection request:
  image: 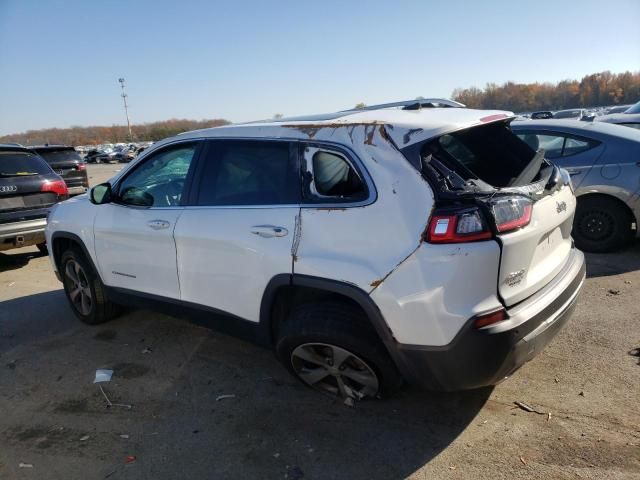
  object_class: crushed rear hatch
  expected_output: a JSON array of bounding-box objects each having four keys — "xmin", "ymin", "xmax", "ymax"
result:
[{"xmin": 406, "ymin": 119, "xmax": 576, "ymax": 306}]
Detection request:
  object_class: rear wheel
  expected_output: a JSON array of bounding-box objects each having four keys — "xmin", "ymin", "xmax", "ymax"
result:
[
  {"xmin": 36, "ymin": 243, "xmax": 48, "ymax": 255},
  {"xmin": 276, "ymin": 302, "xmax": 402, "ymax": 403},
  {"xmin": 573, "ymin": 196, "xmax": 633, "ymax": 252},
  {"xmin": 60, "ymin": 248, "xmax": 119, "ymax": 324}
]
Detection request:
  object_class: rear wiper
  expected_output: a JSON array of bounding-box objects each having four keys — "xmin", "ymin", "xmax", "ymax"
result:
[{"xmin": 0, "ymin": 172, "xmax": 39, "ymax": 177}]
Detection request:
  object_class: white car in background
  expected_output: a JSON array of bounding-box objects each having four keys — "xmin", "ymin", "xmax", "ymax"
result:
[{"xmin": 45, "ymin": 99, "xmax": 585, "ymax": 401}]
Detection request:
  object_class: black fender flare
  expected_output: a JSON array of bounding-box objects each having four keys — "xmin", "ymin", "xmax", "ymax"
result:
[
  {"xmin": 259, "ymin": 273, "xmax": 407, "ymax": 373},
  {"xmin": 50, "ymin": 232, "xmax": 101, "ymax": 281}
]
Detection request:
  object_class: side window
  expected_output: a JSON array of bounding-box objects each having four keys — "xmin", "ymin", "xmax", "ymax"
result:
[
  {"xmin": 562, "ymin": 137, "xmax": 592, "ymax": 157},
  {"xmin": 117, "ymin": 143, "xmax": 196, "ymax": 207},
  {"xmin": 304, "ymin": 147, "xmax": 366, "ymax": 201},
  {"xmin": 195, "ymin": 140, "xmax": 299, "ymax": 206},
  {"xmin": 517, "ymin": 133, "xmax": 564, "ymax": 159}
]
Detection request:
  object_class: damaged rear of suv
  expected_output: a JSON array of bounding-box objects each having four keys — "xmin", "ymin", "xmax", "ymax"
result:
[
  {"xmin": 46, "ymin": 99, "xmax": 584, "ymax": 402},
  {"xmin": 372, "ymin": 112, "xmax": 584, "ymax": 391}
]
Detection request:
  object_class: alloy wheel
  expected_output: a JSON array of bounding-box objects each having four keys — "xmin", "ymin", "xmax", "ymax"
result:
[
  {"xmin": 291, "ymin": 343, "xmax": 380, "ymax": 403},
  {"xmin": 65, "ymin": 259, "xmax": 93, "ymax": 316}
]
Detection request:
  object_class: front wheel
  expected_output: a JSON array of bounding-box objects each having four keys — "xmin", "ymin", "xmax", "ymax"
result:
[
  {"xmin": 60, "ymin": 248, "xmax": 119, "ymax": 324},
  {"xmin": 573, "ymin": 196, "xmax": 633, "ymax": 253},
  {"xmin": 276, "ymin": 302, "xmax": 402, "ymax": 403}
]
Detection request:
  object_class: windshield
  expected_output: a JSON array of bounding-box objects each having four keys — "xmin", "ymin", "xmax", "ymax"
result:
[
  {"xmin": 36, "ymin": 149, "xmax": 83, "ymax": 163},
  {"xmin": 625, "ymin": 101, "xmax": 640, "ymax": 114},
  {"xmin": 0, "ymin": 151, "xmax": 51, "ymax": 176}
]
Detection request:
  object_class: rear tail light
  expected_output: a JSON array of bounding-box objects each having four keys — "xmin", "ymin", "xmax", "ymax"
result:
[
  {"xmin": 473, "ymin": 308, "xmax": 508, "ymax": 329},
  {"xmin": 76, "ymin": 163, "xmax": 86, "ymax": 171},
  {"xmin": 41, "ymin": 179, "xmax": 68, "ymax": 196},
  {"xmin": 490, "ymin": 196, "xmax": 532, "ymax": 233},
  {"xmin": 426, "ymin": 208, "xmax": 492, "ymax": 243}
]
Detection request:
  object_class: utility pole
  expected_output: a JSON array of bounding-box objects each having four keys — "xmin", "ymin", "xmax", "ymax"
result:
[{"xmin": 118, "ymin": 77, "xmax": 132, "ymax": 140}]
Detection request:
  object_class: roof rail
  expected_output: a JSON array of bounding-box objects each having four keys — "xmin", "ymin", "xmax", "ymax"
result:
[{"xmin": 343, "ymin": 98, "xmax": 465, "ymax": 112}]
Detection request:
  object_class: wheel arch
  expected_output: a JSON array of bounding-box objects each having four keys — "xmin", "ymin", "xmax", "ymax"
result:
[
  {"xmin": 260, "ymin": 274, "xmax": 405, "ymax": 372},
  {"xmin": 51, "ymin": 232, "xmax": 100, "ymax": 279}
]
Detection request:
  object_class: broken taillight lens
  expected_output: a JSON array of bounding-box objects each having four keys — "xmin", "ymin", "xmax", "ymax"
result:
[
  {"xmin": 490, "ymin": 196, "xmax": 533, "ymax": 233},
  {"xmin": 426, "ymin": 208, "xmax": 492, "ymax": 244}
]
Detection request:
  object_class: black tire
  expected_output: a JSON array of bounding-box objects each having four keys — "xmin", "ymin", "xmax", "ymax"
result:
[
  {"xmin": 60, "ymin": 248, "xmax": 119, "ymax": 324},
  {"xmin": 36, "ymin": 243, "xmax": 48, "ymax": 255},
  {"xmin": 573, "ymin": 196, "xmax": 633, "ymax": 253},
  {"xmin": 276, "ymin": 301, "xmax": 402, "ymax": 400}
]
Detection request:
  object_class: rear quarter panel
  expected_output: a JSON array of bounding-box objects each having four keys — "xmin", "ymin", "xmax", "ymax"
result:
[
  {"xmin": 293, "ymin": 125, "xmax": 433, "ymax": 292},
  {"xmin": 575, "ymin": 136, "xmax": 640, "ymax": 232}
]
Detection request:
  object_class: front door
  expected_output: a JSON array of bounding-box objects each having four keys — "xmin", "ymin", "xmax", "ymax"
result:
[
  {"xmin": 174, "ymin": 139, "xmax": 300, "ymax": 322},
  {"xmin": 93, "ymin": 141, "xmax": 199, "ymax": 299}
]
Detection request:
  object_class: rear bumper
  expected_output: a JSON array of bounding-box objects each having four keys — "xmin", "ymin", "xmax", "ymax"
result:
[
  {"xmin": 392, "ymin": 247, "xmax": 585, "ymax": 391},
  {"xmin": 0, "ymin": 218, "xmax": 47, "ymax": 251}
]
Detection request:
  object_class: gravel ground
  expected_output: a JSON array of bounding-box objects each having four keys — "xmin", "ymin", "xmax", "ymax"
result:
[{"xmin": 0, "ymin": 164, "xmax": 638, "ymax": 479}]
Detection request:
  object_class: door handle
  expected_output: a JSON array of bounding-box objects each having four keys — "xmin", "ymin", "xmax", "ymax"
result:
[
  {"xmin": 565, "ymin": 168, "xmax": 582, "ymax": 176},
  {"xmin": 250, "ymin": 225, "xmax": 288, "ymax": 238},
  {"xmin": 147, "ymin": 219, "xmax": 171, "ymax": 230}
]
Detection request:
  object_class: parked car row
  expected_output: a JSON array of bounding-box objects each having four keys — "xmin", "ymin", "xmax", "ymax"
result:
[
  {"xmin": 83, "ymin": 142, "xmax": 152, "ymax": 164},
  {"xmin": 522, "ymin": 101, "xmax": 640, "ymax": 126}
]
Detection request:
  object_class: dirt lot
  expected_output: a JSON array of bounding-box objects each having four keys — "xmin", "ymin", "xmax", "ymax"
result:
[{"xmin": 0, "ymin": 164, "xmax": 639, "ymax": 479}]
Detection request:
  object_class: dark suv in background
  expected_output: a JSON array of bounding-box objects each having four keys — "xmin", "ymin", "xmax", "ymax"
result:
[
  {"xmin": 0, "ymin": 145, "xmax": 68, "ymax": 253},
  {"xmin": 29, "ymin": 145, "xmax": 89, "ymax": 196}
]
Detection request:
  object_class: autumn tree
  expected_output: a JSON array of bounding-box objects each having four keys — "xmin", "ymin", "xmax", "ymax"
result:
[{"xmin": 452, "ymin": 71, "xmax": 640, "ymax": 111}]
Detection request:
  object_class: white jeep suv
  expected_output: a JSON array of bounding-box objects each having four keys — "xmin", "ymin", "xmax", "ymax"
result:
[{"xmin": 46, "ymin": 99, "xmax": 585, "ymax": 401}]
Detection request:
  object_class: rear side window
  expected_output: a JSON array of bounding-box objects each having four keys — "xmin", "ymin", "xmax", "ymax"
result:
[
  {"xmin": 0, "ymin": 151, "xmax": 51, "ymax": 176},
  {"xmin": 196, "ymin": 140, "xmax": 300, "ymax": 206},
  {"xmin": 518, "ymin": 133, "xmax": 564, "ymax": 159},
  {"xmin": 515, "ymin": 132, "xmax": 598, "ymax": 158},
  {"xmin": 303, "ymin": 147, "xmax": 367, "ymax": 202}
]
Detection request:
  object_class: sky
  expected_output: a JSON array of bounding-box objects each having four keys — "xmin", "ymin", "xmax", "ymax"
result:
[{"xmin": 0, "ymin": 0, "xmax": 639, "ymax": 135}]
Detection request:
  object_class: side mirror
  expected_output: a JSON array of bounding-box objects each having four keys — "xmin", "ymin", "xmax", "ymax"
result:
[{"xmin": 90, "ymin": 183, "xmax": 112, "ymax": 205}]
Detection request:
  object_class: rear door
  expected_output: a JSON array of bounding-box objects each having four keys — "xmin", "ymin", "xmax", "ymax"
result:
[
  {"xmin": 93, "ymin": 141, "xmax": 199, "ymax": 299},
  {"xmin": 174, "ymin": 139, "xmax": 300, "ymax": 323}
]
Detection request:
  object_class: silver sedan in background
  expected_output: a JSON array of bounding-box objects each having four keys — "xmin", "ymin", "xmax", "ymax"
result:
[{"xmin": 511, "ymin": 119, "xmax": 640, "ymax": 252}]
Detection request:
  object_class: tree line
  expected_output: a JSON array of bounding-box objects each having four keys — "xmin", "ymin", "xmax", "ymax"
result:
[
  {"xmin": 452, "ymin": 71, "xmax": 640, "ymax": 112},
  {"xmin": 0, "ymin": 118, "xmax": 230, "ymax": 146}
]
